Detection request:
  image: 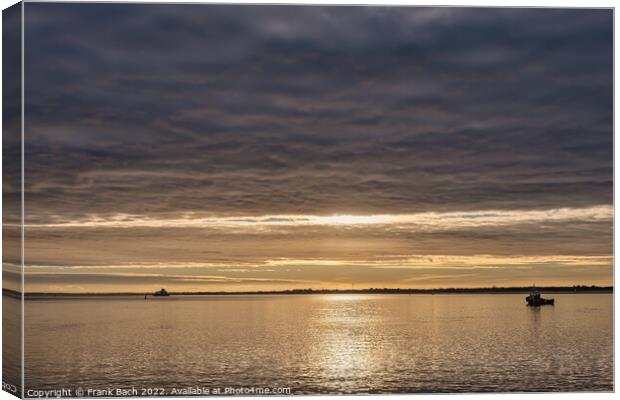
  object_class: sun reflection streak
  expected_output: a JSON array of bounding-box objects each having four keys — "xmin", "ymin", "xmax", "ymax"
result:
[{"xmin": 311, "ymin": 296, "xmax": 380, "ymax": 389}]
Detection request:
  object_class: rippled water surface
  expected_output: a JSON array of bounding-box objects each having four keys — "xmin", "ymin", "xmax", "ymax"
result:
[{"xmin": 18, "ymin": 293, "xmax": 613, "ymax": 393}]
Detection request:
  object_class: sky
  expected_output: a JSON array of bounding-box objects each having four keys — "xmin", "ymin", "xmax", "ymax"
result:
[{"xmin": 4, "ymin": 4, "xmax": 612, "ymax": 292}]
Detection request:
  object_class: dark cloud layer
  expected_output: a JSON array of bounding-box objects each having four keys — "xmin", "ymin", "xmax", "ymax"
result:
[{"xmin": 21, "ymin": 5, "xmax": 612, "ymax": 222}]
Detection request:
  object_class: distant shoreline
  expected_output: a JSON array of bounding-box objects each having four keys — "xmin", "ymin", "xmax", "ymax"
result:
[{"xmin": 3, "ymin": 286, "xmax": 613, "ymax": 299}]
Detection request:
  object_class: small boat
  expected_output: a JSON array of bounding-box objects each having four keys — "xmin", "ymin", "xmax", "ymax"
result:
[
  {"xmin": 526, "ymin": 289, "xmax": 554, "ymax": 306},
  {"xmin": 152, "ymin": 288, "xmax": 170, "ymax": 297}
]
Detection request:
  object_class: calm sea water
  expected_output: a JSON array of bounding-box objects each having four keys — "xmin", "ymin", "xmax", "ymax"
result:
[{"xmin": 11, "ymin": 293, "xmax": 614, "ymax": 394}]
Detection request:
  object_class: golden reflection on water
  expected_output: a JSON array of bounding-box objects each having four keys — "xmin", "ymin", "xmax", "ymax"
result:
[
  {"xmin": 19, "ymin": 293, "xmax": 614, "ymax": 394},
  {"xmin": 312, "ymin": 296, "xmax": 377, "ymax": 391}
]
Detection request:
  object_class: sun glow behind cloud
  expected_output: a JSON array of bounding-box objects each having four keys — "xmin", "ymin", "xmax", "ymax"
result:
[
  {"xmin": 15, "ymin": 252, "xmax": 613, "ymax": 293},
  {"xmin": 10, "ymin": 205, "xmax": 611, "ymax": 293},
  {"xmin": 21, "ymin": 205, "xmax": 612, "ymax": 230},
  {"xmin": 17, "ymin": 254, "xmax": 612, "ymax": 272}
]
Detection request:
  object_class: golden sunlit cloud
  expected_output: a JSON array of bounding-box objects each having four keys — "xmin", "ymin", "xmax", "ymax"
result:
[
  {"xmin": 19, "ymin": 254, "xmax": 612, "ymax": 272},
  {"xmin": 19, "ymin": 205, "xmax": 612, "ymax": 230}
]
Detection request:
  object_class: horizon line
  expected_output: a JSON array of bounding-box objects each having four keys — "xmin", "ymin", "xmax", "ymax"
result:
[{"xmin": 4, "ymin": 285, "xmax": 613, "ymax": 297}]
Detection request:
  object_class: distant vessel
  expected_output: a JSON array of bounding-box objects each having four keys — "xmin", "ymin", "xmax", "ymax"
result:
[
  {"xmin": 526, "ymin": 288, "xmax": 554, "ymax": 306},
  {"xmin": 153, "ymin": 288, "xmax": 170, "ymax": 297}
]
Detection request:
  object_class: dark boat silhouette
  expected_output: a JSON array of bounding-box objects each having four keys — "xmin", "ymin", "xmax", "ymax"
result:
[
  {"xmin": 153, "ymin": 288, "xmax": 170, "ymax": 297},
  {"xmin": 526, "ymin": 288, "xmax": 554, "ymax": 306}
]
